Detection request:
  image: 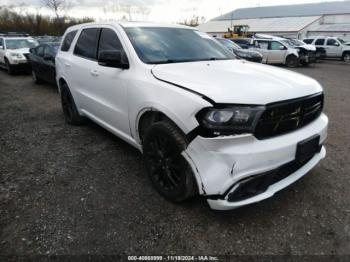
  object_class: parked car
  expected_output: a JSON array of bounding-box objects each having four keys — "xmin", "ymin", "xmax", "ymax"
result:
[
  {"xmin": 229, "ymin": 38, "xmax": 252, "ymax": 49},
  {"xmin": 35, "ymin": 36, "xmax": 62, "ymax": 44},
  {"xmin": 250, "ymin": 38, "xmax": 301, "ymax": 67},
  {"xmin": 215, "ymin": 37, "xmax": 263, "ymax": 63},
  {"xmin": 303, "ymin": 36, "xmax": 350, "ymax": 63},
  {"xmin": 281, "ymin": 38, "xmax": 317, "ymax": 65},
  {"xmin": 56, "ymin": 23, "xmax": 328, "ymax": 210},
  {"xmin": 28, "ymin": 42, "xmax": 60, "ymax": 84},
  {"xmin": 252, "ymin": 34, "xmax": 316, "ymax": 66},
  {"xmin": 290, "ymin": 38, "xmax": 326, "ymax": 60},
  {"xmin": 0, "ymin": 33, "xmax": 39, "ymax": 74}
]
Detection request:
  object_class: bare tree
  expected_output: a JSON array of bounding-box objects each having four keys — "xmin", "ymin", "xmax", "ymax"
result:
[
  {"xmin": 42, "ymin": 0, "xmax": 66, "ymax": 20},
  {"xmin": 179, "ymin": 16, "xmax": 206, "ymax": 27},
  {"xmin": 42, "ymin": 0, "xmax": 68, "ymax": 34}
]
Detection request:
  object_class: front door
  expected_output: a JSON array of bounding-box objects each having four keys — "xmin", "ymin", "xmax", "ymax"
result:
[
  {"xmin": 326, "ymin": 38, "xmax": 342, "ymax": 57},
  {"xmin": 268, "ymin": 41, "xmax": 287, "ymax": 64},
  {"xmin": 91, "ymin": 27, "xmax": 130, "ymax": 136},
  {"xmin": 43, "ymin": 46, "xmax": 56, "ymax": 83}
]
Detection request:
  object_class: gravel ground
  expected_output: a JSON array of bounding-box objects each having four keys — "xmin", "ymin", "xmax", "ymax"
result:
[{"xmin": 0, "ymin": 61, "xmax": 350, "ymax": 257}]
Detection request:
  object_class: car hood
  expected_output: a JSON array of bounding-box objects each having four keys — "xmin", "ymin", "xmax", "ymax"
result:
[
  {"xmin": 152, "ymin": 60, "xmax": 322, "ymax": 105},
  {"xmin": 7, "ymin": 48, "xmax": 30, "ymax": 54},
  {"xmin": 297, "ymin": 44, "xmax": 316, "ymax": 51},
  {"xmin": 235, "ymin": 49, "xmax": 262, "ymax": 58}
]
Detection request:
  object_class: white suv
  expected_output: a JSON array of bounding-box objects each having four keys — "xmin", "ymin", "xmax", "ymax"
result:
[
  {"xmin": 56, "ymin": 23, "xmax": 328, "ymax": 210},
  {"xmin": 303, "ymin": 36, "xmax": 350, "ymax": 63},
  {"xmin": 0, "ymin": 35, "xmax": 39, "ymax": 74}
]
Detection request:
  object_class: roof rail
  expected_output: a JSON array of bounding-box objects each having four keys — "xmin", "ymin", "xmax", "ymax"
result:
[{"xmin": 0, "ymin": 32, "xmax": 30, "ymax": 37}]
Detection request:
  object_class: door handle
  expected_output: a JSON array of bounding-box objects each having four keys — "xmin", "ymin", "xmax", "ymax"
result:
[
  {"xmin": 90, "ymin": 69, "xmax": 99, "ymax": 77},
  {"xmin": 65, "ymin": 63, "xmax": 71, "ymax": 68}
]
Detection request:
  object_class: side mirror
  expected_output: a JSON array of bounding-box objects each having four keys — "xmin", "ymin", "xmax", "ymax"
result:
[
  {"xmin": 280, "ymin": 45, "xmax": 286, "ymax": 50},
  {"xmin": 0, "ymin": 45, "xmax": 3, "ymax": 49},
  {"xmin": 334, "ymin": 42, "xmax": 340, "ymax": 46},
  {"xmin": 98, "ymin": 50, "xmax": 129, "ymax": 69}
]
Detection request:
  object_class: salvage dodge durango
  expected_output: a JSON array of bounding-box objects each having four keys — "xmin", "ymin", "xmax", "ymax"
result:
[{"xmin": 56, "ymin": 22, "xmax": 328, "ymax": 210}]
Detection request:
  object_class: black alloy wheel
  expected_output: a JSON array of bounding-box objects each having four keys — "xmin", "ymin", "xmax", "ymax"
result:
[{"xmin": 143, "ymin": 121, "xmax": 197, "ymax": 202}]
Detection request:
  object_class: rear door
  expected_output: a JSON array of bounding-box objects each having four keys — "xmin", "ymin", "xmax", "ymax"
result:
[
  {"xmin": 69, "ymin": 27, "xmax": 100, "ymax": 112},
  {"xmin": 252, "ymin": 40, "xmax": 269, "ymax": 63},
  {"xmin": 326, "ymin": 38, "xmax": 342, "ymax": 57},
  {"xmin": 268, "ymin": 41, "xmax": 287, "ymax": 64}
]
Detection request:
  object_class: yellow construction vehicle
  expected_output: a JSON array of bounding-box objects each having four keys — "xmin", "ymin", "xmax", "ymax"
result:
[{"xmin": 223, "ymin": 25, "xmax": 252, "ymax": 38}]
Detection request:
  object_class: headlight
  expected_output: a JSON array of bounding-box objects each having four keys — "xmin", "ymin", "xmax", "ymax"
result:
[
  {"xmin": 196, "ymin": 106, "xmax": 265, "ymax": 136},
  {"xmin": 236, "ymin": 51, "xmax": 250, "ymax": 58},
  {"xmin": 10, "ymin": 53, "xmax": 23, "ymax": 59}
]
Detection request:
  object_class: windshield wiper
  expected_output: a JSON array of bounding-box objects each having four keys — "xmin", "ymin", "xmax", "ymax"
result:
[
  {"xmin": 152, "ymin": 59, "xmax": 198, "ymax": 64},
  {"xmin": 152, "ymin": 57, "xmax": 232, "ymax": 65}
]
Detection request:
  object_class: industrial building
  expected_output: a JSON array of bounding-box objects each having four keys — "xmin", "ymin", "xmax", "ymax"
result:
[{"xmin": 197, "ymin": 1, "xmax": 350, "ymax": 40}]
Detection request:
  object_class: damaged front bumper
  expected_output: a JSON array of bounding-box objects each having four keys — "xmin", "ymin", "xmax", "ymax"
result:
[{"xmin": 183, "ymin": 113, "xmax": 328, "ymax": 210}]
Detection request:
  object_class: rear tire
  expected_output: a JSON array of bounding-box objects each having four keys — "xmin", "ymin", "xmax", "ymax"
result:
[
  {"xmin": 343, "ymin": 52, "xmax": 350, "ymax": 64},
  {"xmin": 286, "ymin": 55, "xmax": 299, "ymax": 68},
  {"xmin": 60, "ymin": 83, "xmax": 86, "ymax": 125},
  {"xmin": 143, "ymin": 121, "xmax": 197, "ymax": 202}
]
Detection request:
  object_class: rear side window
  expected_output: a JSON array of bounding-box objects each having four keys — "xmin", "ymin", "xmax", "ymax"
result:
[
  {"xmin": 74, "ymin": 28, "xmax": 100, "ymax": 60},
  {"xmin": 98, "ymin": 28, "xmax": 123, "ymax": 57},
  {"xmin": 256, "ymin": 41, "xmax": 268, "ymax": 50},
  {"xmin": 61, "ymin": 30, "xmax": 77, "ymax": 52},
  {"xmin": 315, "ymin": 39, "xmax": 325, "ymax": 45},
  {"xmin": 303, "ymin": 39, "xmax": 313, "ymax": 44}
]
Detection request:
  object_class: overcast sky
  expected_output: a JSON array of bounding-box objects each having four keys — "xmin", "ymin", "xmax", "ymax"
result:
[{"xmin": 1, "ymin": 0, "xmax": 347, "ymax": 22}]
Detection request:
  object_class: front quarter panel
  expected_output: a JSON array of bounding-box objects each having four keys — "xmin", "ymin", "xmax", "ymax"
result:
[{"xmin": 128, "ymin": 67, "xmax": 212, "ymax": 144}]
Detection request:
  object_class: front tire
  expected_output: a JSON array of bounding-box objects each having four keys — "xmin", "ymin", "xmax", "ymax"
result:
[
  {"xmin": 60, "ymin": 83, "xmax": 86, "ymax": 125},
  {"xmin": 32, "ymin": 70, "xmax": 43, "ymax": 84},
  {"xmin": 286, "ymin": 55, "xmax": 299, "ymax": 68},
  {"xmin": 143, "ymin": 121, "xmax": 197, "ymax": 202},
  {"xmin": 5, "ymin": 59, "xmax": 14, "ymax": 75}
]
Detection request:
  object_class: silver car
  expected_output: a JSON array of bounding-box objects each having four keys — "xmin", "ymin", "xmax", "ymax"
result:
[{"xmin": 251, "ymin": 39, "xmax": 300, "ymax": 67}]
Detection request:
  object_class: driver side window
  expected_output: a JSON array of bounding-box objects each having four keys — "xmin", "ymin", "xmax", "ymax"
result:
[
  {"xmin": 98, "ymin": 28, "xmax": 124, "ymax": 56},
  {"xmin": 44, "ymin": 46, "xmax": 54, "ymax": 57},
  {"xmin": 270, "ymin": 41, "xmax": 285, "ymax": 50},
  {"xmin": 327, "ymin": 39, "xmax": 338, "ymax": 46},
  {"xmin": 36, "ymin": 46, "xmax": 44, "ymax": 57}
]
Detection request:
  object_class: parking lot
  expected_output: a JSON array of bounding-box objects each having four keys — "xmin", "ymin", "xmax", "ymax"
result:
[{"xmin": 0, "ymin": 61, "xmax": 349, "ymax": 256}]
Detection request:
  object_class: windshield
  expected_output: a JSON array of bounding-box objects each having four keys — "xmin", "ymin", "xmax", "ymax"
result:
[
  {"xmin": 280, "ymin": 40, "xmax": 296, "ymax": 48},
  {"xmin": 216, "ymin": 38, "xmax": 242, "ymax": 50},
  {"xmin": 124, "ymin": 27, "xmax": 234, "ymax": 64},
  {"xmin": 289, "ymin": 39, "xmax": 304, "ymax": 46},
  {"xmin": 5, "ymin": 38, "xmax": 38, "ymax": 50},
  {"xmin": 337, "ymin": 38, "xmax": 346, "ymax": 44}
]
